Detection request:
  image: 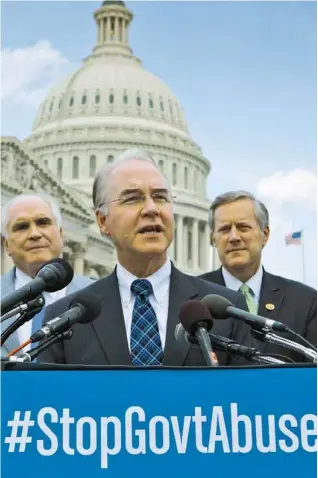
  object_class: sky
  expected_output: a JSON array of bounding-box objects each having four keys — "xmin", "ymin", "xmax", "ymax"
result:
[{"xmin": 1, "ymin": 0, "xmax": 317, "ymax": 287}]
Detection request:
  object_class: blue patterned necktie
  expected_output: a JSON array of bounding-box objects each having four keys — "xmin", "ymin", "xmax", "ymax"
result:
[
  {"xmin": 31, "ymin": 307, "xmax": 45, "ymax": 351},
  {"xmin": 130, "ymin": 279, "xmax": 163, "ymax": 366}
]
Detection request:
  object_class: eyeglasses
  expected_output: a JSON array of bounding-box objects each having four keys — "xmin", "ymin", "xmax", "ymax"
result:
[{"xmin": 98, "ymin": 191, "xmax": 176, "ymax": 209}]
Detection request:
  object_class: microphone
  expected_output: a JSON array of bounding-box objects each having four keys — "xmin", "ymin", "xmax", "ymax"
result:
[
  {"xmin": 179, "ymin": 300, "xmax": 219, "ymax": 367},
  {"xmin": 2, "ymin": 329, "xmax": 73, "ymax": 364},
  {"xmin": 1, "ymin": 295, "xmax": 45, "ymax": 346},
  {"xmin": 1, "ymin": 258, "xmax": 74, "ymax": 317},
  {"xmin": 30, "ymin": 292, "xmax": 101, "ymax": 343},
  {"xmin": 251, "ymin": 328, "xmax": 317, "ymax": 363},
  {"xmin": 201, "ymin": 294, "xmax": 289, "ymax": 333},
  {"xmin": 175, "ymin": 323, "xmax": 287, "ymax": 365}
]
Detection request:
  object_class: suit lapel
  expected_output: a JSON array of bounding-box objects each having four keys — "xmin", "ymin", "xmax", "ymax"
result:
[
  {"xmin": 163, "ymin": 263, "xmax": 200, "ymax": 365},
  {"xmin": 256, "ymin": 270, "xmax": 284, "ymax": 353},
  {"xmin": 91, "ymin": 269, "xmax": 132, "ymax": 365},
  {"xmin": 211, "ymin": 268, "xmax": 226, "ymax": 286}
]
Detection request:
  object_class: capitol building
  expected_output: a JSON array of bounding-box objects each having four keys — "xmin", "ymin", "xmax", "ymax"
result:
[{"xmin": 1, "ymin": 0, "xmax": 220, "ymax": 278}]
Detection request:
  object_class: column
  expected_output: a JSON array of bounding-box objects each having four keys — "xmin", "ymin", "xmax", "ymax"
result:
[
  {"xmin": 106, "ymin": 17, "xmax": 110, "ymax": 42},
  {"xmin": 101, "ymin": 18, "xmax": 105, "ymax": 43},
  {"xmin": 120, "ymin": 18, "xmax": 124, "ymax": 42},
  {"xmin": 203, "ymin": 223, "xmax": 210, "ymax": 270},
  {"xmin": 176, "ymin": 214, "xmax": 183, "ymax": 268},
  {"xmin": 98, "ymin": 18, "xmax": 102, "ymax": 45},
  {"xmin": 192, "ymin": 218, "xmax": 199, "ymax": 271},
  {"xmin": 168, "ymin": 220, "xmax": 175, "ymax": 262},
  {"xmin": 124, "ymin": 20, "xmax": 128, "ymax": 43},
  {"xmin": 115, "ymin": 17, "xmax": 119, "ymax": 41},
  {"xmin": 72, "ymin": 244, "xmax": 86, "ymax": 276},
  {"xmin": 183, "ymin": 219, "xmax": 188, "ymax": 266}
]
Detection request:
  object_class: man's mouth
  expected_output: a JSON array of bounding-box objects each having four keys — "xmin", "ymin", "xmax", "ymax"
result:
[
  {"xmin": 28, "ymin": 246, "xmax": 48, "ymax": 251},
  {"xmin": 138, "ymin": 225, "xmax": 163, "ymax": 234}
]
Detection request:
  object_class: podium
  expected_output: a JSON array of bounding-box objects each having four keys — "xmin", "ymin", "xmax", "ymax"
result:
[{"xmin": 1, "ymin": 364, "xmax": 317, "ymax": 478}]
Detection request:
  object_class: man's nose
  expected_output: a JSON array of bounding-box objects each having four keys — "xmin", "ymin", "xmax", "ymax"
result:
[
  {"xmin": 228, "ymin": 226, "xmax": 240, "ymax": 242},
  {"xmin": 141, "ymin": 196, "xmax": 160, "ymax": 216},
  {"xmin": 28, "ymin": 224, "xmax": 42, "ymax": 239}
]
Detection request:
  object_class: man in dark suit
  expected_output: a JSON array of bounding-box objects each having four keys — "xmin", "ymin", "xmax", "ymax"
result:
[
  {"xmin": 199, "ymin": 190, "xmax": 317, "ymax": 362},
  {"xmin": 40, "ymin": 149, "xmax": 250, "ymax": 367}
]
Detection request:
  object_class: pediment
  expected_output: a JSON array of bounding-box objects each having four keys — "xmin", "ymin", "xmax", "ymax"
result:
[{"xmin": 1, "ymin": 136, "xmax": 94, "ymax": 225}]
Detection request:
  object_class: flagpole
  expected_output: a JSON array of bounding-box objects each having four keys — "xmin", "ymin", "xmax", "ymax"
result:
[{"xmin": 301, "ymin": 229, "xmax": 306, "ymax": 284}]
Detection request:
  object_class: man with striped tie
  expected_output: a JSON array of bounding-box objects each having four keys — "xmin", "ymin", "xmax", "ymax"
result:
[
  {"xmin": 199, "ymin": 190, "xmax": 317, "ymax": 362},
  {"xmin": 1, "ymin": 193, "xmax": 93, "ymax": 357},
  {"xmin": 40, "ymin": 149, "xmax": 251, "ymax": 367}
]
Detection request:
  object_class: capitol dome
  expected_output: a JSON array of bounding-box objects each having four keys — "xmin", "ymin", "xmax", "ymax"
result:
[
  {"xmin": 23, "ymin": 0, "xmax": 214, "ymax": 276},
  {"xmin": 32, "ymin": 50, "xmax": 190, "ymax": 137}
]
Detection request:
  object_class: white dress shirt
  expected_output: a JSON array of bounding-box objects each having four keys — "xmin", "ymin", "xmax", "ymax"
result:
[
  {"xmin": 15, "ymin": 267, "xmax": 67, "ymax": 344},
  {"xmin": 116, "ymin": 259, "xmax": 171, "ymax": 350},
  {"xmin": 222, "ymin": 265, "xmax": 264, "ymax": 309}
]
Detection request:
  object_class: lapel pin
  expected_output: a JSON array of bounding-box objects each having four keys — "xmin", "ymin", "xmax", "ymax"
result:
[{"xmin": 265, "ymin": 303, "xmax": 275, "ymax": 311}]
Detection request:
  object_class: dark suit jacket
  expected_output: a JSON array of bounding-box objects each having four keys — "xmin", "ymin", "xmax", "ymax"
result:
[
  {"xmin": 39, "ymin": 263, "xmax": 251, "ymax": 366},
  {"xmin": 199, "ymin": 267, "xmax": 317, "ymax": 362}
]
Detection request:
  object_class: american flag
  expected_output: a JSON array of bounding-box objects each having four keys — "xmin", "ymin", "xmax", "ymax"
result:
[{"xmin": 285, "ymin": 231, "xmax": 302, "ymax": 245}]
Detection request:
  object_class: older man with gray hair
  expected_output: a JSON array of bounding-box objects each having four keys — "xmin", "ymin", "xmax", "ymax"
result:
[
  {"xmin": 40, "ymin": 148, "xmax": 252, "ymax": 367},
  {"xmin": 1, "ymin": 193, "xmax": 93, "ymax": 356},
  {"xmin": 199, "ymin": 190, "xmax": 317, "ymax": 361}
]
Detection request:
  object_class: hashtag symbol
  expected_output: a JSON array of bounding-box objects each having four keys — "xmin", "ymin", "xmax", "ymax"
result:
[{"xmin": 5, "ymin": 411, "xmax": 34, "ymax": 452}]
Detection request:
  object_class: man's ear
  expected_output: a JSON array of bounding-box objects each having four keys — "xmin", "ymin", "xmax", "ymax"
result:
[
  {"xmin": 95, "ymin": 210, "xmax": 110, "ymax": 237},
  {"xmin": 3, "ymin": 236, "xmax": 11, "ymax": 256},
  {"xmin": 262, "ymin": 226, "xmax": 270, "ymax": 248},
  {"xmin": 210, "ymin": 233, "xmax": 216, "ymax": 247}
]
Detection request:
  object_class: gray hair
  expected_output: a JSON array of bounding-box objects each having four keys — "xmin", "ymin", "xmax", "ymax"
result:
[
  {"xmin": 1, "ymin": 193, "xmax": 62, "ymax": 238},
  {"xmin": 208, "ymin": 190, "xmax": 269, "ymax": 232},
  {"xmin": 92, "ymin": 148, "xmax": 171, "ymax": 214}
]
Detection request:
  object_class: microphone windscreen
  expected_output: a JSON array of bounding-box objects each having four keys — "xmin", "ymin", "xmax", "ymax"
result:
[
  {"xmin": 201, "ymin": 294, "xmax": 232, "ymax": 320},
  {"xmin": 179, "ymin": 300, "xmax": 213, "ymax": 336},
  {"xmin": 70, "ymin": 292, "xmax": 101, "ymax": 324},
  {"xmin": 37, "ymin": 258, "xmax": 74, "ymax": 292}
]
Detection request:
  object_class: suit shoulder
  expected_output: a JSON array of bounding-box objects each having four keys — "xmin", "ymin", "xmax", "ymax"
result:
[
  {"xmin": 198, "ymin": 270, "xmax": 220, "ymax": 282},
  {"xmin": 188, "ymin": 274, "xmax": 242, "ymax": 302},
  {"xmin": 265, "ymin": 272, "xmax": 316, "ymax": 297},
  {"xmin": 73, "ymin": 275, "xmax": 95, "ymax": 286},
  {"xmin": 48, "ymin": 275, "xmax": 109, "ymax": 314}
]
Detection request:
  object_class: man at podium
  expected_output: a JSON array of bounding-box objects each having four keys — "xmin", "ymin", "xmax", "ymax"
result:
[{"xmin": 40, "ymin": 149, "xmax": 251, "ymax": 366}]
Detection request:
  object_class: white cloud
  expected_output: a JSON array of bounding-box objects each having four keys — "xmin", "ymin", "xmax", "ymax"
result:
[
  {"xmin": 1, "ymin": 40, "xmax": 76, "ymax": 107},
  {"xmin": 256, "ymin": 168, "xmax": 317, "ymax": 210},
  {"xmin": 255, "ymin": 168, "xmax": 317, "ymax": 287}
]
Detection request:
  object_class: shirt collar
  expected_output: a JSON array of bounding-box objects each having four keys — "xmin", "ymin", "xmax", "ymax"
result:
[
  {"xmin": 222, "ymin": 265, "xmax": 263, "ymax": 303},
  {"xmin": 15, "ymin": 266, "xmax": 66, "ymax": 302},
  {"xmin": 15, "ymin": 267, "xmax": 33, "ymax": 287},
  {"xmin": 116, "ymin": 259, "xmax": 171, "ymax": 305}
]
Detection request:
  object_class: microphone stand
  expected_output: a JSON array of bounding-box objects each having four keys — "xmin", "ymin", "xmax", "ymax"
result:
[
  {"xmin": 250, "ymin": 355, "xmax": 286, "ymax": 365},
  {"xmin": 251, "ymin": 329, "xmax": 317, "ymax": 363},
  {"xmin": 1, "ymin": 295, "xmax": 45, "ymax": 324},
  {"xmin": 0, "ymin": 296, "xmax": 45, "ymax": 346},
  {"xmin": 2, "ymin": 329, "xmax": 73, "ymax": 365},
  {"xmin": 208, "ymin": 333, "xmax": 287, "ymax": 364}
]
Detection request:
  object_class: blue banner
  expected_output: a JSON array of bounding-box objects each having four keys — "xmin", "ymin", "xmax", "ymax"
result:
[{"xmin": 1, "ymin": 366, "xmax": 317, "ymax": 477}]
